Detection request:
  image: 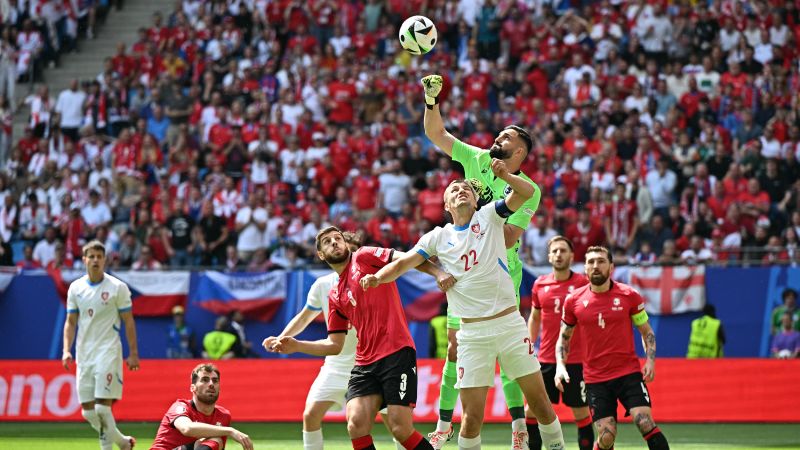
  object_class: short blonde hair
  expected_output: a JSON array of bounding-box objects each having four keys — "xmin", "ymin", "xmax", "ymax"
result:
[{"xmin": 82, "ymin": 240, "xmax": 106, "ymax": 257}]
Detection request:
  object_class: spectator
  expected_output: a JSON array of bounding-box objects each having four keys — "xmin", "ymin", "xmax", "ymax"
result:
[
  {"xmin": 18, "ymin": 194, "xmax": 49, "ymax": 242},
  {"xmin": 55, "ymin": 79, "xmax": 87, "ymax": 142},
  {"xmin": 565, "ymin": 207, "xmax": 606, "ymax": 263},
  {"xmin": 632, "ymin": 241, "xmax": 657, "ymax": 265},
  {"xmin": 680, "ymin": 235, "xmax": 713, "ymax": 264},
  {"xmin": 16, "ymin": 244, "xmax": 41, "ymax": 269},
  {"xmin": 377, "ymin": 160, "xmax": 411, "ymax": 218},
  {"xmin": 117, "ymin": 230, "xmax": 141, "ymax": 268},
  {"xmin": 166, "ymin": 305, "xmax": 196, "ymax": 359},
  {"xmin": 771, "ymin": 289, "xmax": 800, "ymax": 335},
  {"xmin": 234, "ymin": 195, "xmax": 267, "ymax": 262},
  {"xmin": 132, "ymin": 244, "xmax": 162, "ymax": 271},
  {"xmin": 645, "ymin": 158, "xmax": 677, "ymax": 218},
  {"xmin": 202, "ymin": 316, "xmax": 237, "ymax": 360},
  {"xmin": 657, "ymin": 240, "xmax": 681, "ymax": 265},
  {"xmin": 640, "ymin": 215, "xmax": 674, "ymax": 257},
  {"xmin": 166, "ymin": 199, "xmax": 196, "ymax": 267},
  {"xmin": 224, "ymin": 244, "xmax": 243, "ymax": 271},
  {"xmin": 523, "ymin": 213, "xmax": 558, "ymax": 266},
  {"xmin": 771, "ymin": 312, "xmax": 800, "ymax": 359},
  {"xmin": 33, "ymin": 227, "xmax": 58, "ymax": 266},
  {"xmin": 227, "ymin": 311, "xmax": 256, "ymax": 358},
  {"xmin": 196, "ymin": 201, "xmax": 229, "ymax": 266}
]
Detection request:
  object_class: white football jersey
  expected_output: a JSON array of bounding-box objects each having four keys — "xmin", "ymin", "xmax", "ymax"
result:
[
  {"xmin": 414, "ymin": 202, "xmax": 516, "ymax": 319},
  {"xmin": 66, "ymin": 273, "xmax": 132, "ymax": 364},
  {"xmin": 306, "ymin": 272, "xmax": 357, "ymax": 369}
]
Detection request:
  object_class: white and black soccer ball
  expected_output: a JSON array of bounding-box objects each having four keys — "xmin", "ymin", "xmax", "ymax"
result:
[{"xmin": 398, "ymin": 15, "xmax": 437, "ymax": 55}]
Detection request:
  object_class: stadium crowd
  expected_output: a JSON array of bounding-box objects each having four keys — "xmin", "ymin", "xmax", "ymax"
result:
[{"xmin": 1, "ymin": 0, "xmax": 799, "ymax": 273}]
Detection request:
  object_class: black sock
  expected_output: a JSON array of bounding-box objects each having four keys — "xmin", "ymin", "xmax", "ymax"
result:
[
  {"xmin": 508, "ymin": 406, "xmax": 525, "ymax": 421},
  {"xmin": 526, "ymin": 419, "xmax": 542, "ymax": 450},
  {"xmin": 439, "ymin": 409, "xmax": 454, "ymax": 423},
  {"xmin": 578, "ymin": 423, "xmax": 594, "ymax": 450},
  {"xmin": 414, "ymin": 439, "xmax": 434, "ymax": 450},
  {"xmin": 643, "ymin": 427, "xmax": 669, "ymax": 450}
]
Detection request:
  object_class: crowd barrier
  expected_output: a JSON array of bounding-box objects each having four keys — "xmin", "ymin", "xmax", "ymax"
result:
[{"xmin": 1, "ymin": 359, "xmax": 798, "ymax": 423}]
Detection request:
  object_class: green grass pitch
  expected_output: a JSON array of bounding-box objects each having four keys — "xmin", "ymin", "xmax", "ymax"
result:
[{"xmin": 0, "ymin": 422, "xmax": 798, "ymax": 449}]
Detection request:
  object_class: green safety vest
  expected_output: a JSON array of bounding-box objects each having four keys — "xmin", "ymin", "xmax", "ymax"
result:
[
  {"xmin": 687, "ymin": 316, "xmax": 723, "ymax": 358},
  {"xmin": 203, "ymin": 330, "xmax": 237, "ymax": 359},
  {"xmin": 430, "ymin": 316, "xmax": 448, "ymax": 359}
]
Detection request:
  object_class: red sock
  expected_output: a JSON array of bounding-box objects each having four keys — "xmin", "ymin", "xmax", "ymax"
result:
[
  {"xmin": 643, "ymin": 427, "xmax": 661, "ymax": 441},
  {"xmin": 402, "ymin": 431, "xmax": 424, "ymax": 449},
  {"xmin": 352, "ymin": 435, "xmax": 374, "ymax": 450},
  {"xmin": 576, "ymin": 417, "xmax": 593, "ymax": 428},
  {"xmin": 526, "ymin": 418, "xmax": 539, "ymax": 425}
]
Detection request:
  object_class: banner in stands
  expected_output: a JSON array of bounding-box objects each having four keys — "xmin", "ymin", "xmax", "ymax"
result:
[
  {"xmin": 629, "ymin": 266, "xmax": 706, "ymax": 315},
  {"xmin": 190, "ymin": 271, "xmax": 287, "ymax": 321},
  {"xmin": 1, "ymin": 359, "xmax": 798, "ymax": 423}
]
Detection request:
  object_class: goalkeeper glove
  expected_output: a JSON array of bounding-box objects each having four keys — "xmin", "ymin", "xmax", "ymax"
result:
[{"xmin": 421, "ymin": 74, "xmax": 443, "ymax": 109}]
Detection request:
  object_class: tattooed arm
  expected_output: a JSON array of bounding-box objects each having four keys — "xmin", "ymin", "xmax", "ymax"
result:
[
  {"xmin": 554, "ymin": 321, "xmax": 575, "ymax": 392},
  {"xmin": 637, "ymin": 321, "xmax": 656, "ymax": 382}
]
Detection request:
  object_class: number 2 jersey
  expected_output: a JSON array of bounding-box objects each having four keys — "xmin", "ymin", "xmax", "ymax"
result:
[
  {"xmin": 531, "ymin": 271, "xmax": 589, "ymax": 364},
  {"xmin": 327, "ymin": 247, "xmax": 416, "ymax": 366},
  {"xmin": 150, "ymin": 399, "xmax": 231, "ymax": 450},
  {"xmin": 413, "ymin": 201, "xmax": 516, "ymax": 319},
  {"xmin": 562, "ymin": 280, "xmax": 649, "ymax": 383}
]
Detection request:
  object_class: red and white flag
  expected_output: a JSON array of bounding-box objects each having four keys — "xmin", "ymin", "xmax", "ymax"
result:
[{"xmin": 629, "ymin": 266, "xmax": 706, "ymax": 315}]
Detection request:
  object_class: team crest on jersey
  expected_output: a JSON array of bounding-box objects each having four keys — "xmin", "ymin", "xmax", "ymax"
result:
[
  {"xmin": 471, "ymin": 223, "xmax": 481, "ymax": 234},
  {"xmin": 544, "ymin": 286, "xmax": 550, "ymax": 293},
  {"xmin": 458, "ymin": 367, "xmax": 464, "ymax": 379},
  {"xmin": 101, "ymin": 292, "xmax": 109, "ymax": 303},
  {"xmin": 568, "ymin": 285, "xmax": 574, "ymax": 292},
  {"xmin": 612, "ymin": 298, "xmax": 623, "ymax": 311},
  {"xmin": 504, "ymin": 185, "xmax": 512, "ymax": 196},
  {"xmin": 88, "ymin": 308, "xmax": 94, "ymax": 317},
  {"xmin": 176, "ymin": 405, "xmax": 186, "ymax": 414},
  {"xmin": 347, "ymin": 289, "xmax": 356, "ymax": 307},
  {"xmin": 582, "ymin": 300, "xmax": 589, "ymax": 308}
]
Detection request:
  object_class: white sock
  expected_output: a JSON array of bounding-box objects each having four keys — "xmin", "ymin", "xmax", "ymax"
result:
[
  {"xmin": 82, "ymin": 409, "xmax": 112, "ymax": 450},
  {"xmin": 436, "ymin": 419, "xmax": 452, "ymax": 433},
  {"xmin": 458, "ymin": 434, "xmax": 481, "ymax": 450},
  {"xmin": 302, "ymin": 429, "xmax": 323, "ymax": 450},
  {"xmin": 511, "ymin": 418, "xmax": 526, "ymax": 432},
  {"xmin": 95, "ymin": 404, "xmax": 126, "ymax": 446},
  {"xmin": 393, "ymin": 437, "xmax": 405, "ymax": 449},
  {"xmin": 538, "ymin": 417, "xmax": 565, "ymax": 450}
]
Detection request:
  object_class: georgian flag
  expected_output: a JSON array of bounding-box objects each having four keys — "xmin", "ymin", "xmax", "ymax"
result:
[{"xmin": 629, "ymin": 266, "xmax": 706, "ymax": 315}]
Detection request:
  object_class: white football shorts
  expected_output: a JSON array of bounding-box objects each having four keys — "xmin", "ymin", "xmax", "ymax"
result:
[
  {"xmin": 306, "ymin": 364, "xmax": 352, "ymax": 409},
  {"xmin": 455, "ymin": 312, "xmax": 541, "ymax": 389},
  {"xmin": 76, "ymin": 356, "xmax": 124, "ymax": 403}
]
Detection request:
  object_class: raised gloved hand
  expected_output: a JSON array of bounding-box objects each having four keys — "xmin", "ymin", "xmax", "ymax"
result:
[{"xmin": 421, "ymin": 74, "xmax": 443, "ymax": 107}]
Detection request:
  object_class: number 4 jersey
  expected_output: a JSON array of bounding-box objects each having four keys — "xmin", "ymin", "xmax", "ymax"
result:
[
  {"xmin": 562, "ymin": 281, "xmax": 649, "ymax": 383},
  {"xmin": 413, "ymin": 201, "xmax": 516, "ymax": 320}
]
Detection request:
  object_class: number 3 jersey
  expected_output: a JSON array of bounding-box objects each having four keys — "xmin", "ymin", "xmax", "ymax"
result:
[
  {"xmin": 562, "ymin": 281, "xmax": 648, "ymax": 383},
  {"xmin": 531, "ymin": 271, "xmax": 589, "ymax": 364},
  {"xmin": 413, "ymin": 201, "xmax": 516, "ymax": 320},
  {"xmin": 66, "ymin": 274, "xmax": 132, "ymax": 364}
]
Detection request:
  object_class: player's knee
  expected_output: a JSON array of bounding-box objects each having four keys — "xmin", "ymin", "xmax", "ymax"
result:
[
  {"xmin": 460, "ymin": 407, "xmax": 484, "ymax": 437},
  {"xmin": 598, "ymin": 432, "xmax": 616, "ymax": 449},
  {"xmin": 346, "ymin": 416, "xmax": 369, "ymax": 438},
  {"xmin": 634, "ymin": 412, "xmax": 656, "ymax": 434},
  {"xmin": 387, "ymin": 421, "xmax": 413, "ymax": 441},
  {"xmin": 597, "ymin": 422, "xmax": 617, "ymax": 449},
  {"xmin": 302, "ymin": 408, "xmax": 322, "ymax": 430}
]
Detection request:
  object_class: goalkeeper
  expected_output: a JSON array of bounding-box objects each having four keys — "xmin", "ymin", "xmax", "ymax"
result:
[{"xmin": 421, "ymin": 74, "xmax": 543, "ymax": 449}]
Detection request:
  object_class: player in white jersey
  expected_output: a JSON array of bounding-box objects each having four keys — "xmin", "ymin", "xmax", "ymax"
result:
[
  {"xmin": 264, "ymin": 232, "xmax": 410, "ymax": 450},
  {"xmin": 62, "ymin": 240, "xmax": 139, "ymax": 450},
  {"xmin": 361, "ymin": 159, "xmax": 566, "ymax": 450}
]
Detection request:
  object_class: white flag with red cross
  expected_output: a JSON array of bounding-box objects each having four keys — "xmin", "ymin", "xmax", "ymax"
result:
[{"xmin": 629, "ymin": 266, "xmax": 706, "ymax": 315}]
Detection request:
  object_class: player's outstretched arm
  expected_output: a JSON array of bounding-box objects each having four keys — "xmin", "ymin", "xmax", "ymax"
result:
[
  {"xmin": 637, "ymin": 321, "xmax": 657, "ymax": 382},
  {"xmin": 120, "ymin": 310, "xmax": 140, "ymax": 371},
  {"xmin": 61, "ymin": 312, "xmax": 78, "ymax": 371},
  {"xmin": 491, "ymin": 158, "xmax": 534, "ymax": 212},
  {"xmin": 555, "ymin": 321, "xmax": 575, "ymax": 392},
  {"xmin": 393, "ymin": 251, "xmax": 456, "ymax": 292},
  {"xmin": 173, "ymin": 416, "xmax": 254, "ymax": 450},
  {"xmin": 361, "ymin": 251, "xmax": 427, "ymax": 290},
  {"xmin": 421, "ymin": 74, "xmax": 456, "ymax": 156},
  {"xmin": 268, "ymin": 332, "xmax": 346, "ymax": 357},
  {"xmin": 275, "ymin": 307, "xmax": 319, "ymax": 339}
]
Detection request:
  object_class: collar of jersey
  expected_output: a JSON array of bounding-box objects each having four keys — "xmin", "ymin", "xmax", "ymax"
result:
[
  {"xmin": 453, "ymin": 222, "xmax": 471, "ymax": 231},
  {"xmin": 86, "ymin": 276, "xmax": 104, "ymax": 287}
]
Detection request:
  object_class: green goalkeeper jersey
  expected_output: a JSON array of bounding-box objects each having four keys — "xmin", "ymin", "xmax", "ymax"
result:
[{"xmin": 452, "ymin": 138, "xmax": 541, "ymax": 299}]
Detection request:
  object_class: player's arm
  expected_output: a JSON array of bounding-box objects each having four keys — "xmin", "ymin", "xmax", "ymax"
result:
[
  {"xmin": 392, "ymin": 251, "xmax": 455, "ymax": 292},
  {"xmin": 262, "ymin": 307, "xmax": 319, "ymax": 351},
  {"xmin": 362, "ymin": 251, "xmax": 427, "ymax": 289},
  {"xmin": 62, "ymin": 311, "xmax": 78, "ymax": 370},
  {"xmin": 554, "ymin": 321, "xmax": 576, "ymax": 392},
  {"xmin": 421, "ymin": 74, "xmax": 456, "ymax": 156},
  {"xmin": 269, "ymin": 330, "xmax": 346, "ymax": 357},
  {"xmin": 119, "ymin": 310, "xmax": 140, "ymax": 371},
  {"xmin": 172, "ymin": 416, "xmax": 253, "ymax": 450},
  {"xmin": 528, "ymin": 308, "xmax": 542, "ymax": 343},
  {"xmin": 502, "ymin": 224, "xmax": 525, "ymax": 250},
  {"xmin": 491, "ymin": 158, "xmax": 534, "ymax": 212},
  {"xmin": 636, "ymin": 319, "xmax": 657, "ymax": 383}
]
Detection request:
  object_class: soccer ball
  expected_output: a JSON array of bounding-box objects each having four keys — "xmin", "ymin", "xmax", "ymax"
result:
[{"xmin": 398, "ymin": 15, "xmax": 437, "ymax": 55}]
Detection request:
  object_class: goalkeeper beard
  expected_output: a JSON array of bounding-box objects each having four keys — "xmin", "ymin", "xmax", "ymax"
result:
[{"xmin": 489, "ymin": 144, "xmax": 511, "ymax": 160}]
